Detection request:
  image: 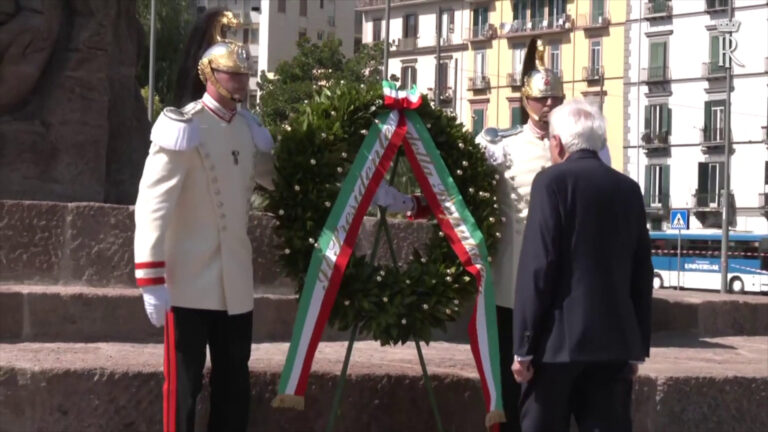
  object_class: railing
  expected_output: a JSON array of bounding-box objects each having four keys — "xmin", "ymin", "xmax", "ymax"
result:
[
  {"xmin": 645, "ymin": 193, "xmax": 670, "ymax": 210},
  {"xmin": 693, "ymin": 192, "xmax": 721, "ymax": 209},
  {"xmin": 701, "ymin": 127, "xmax": 725, "ymax": 145},
  {"xmin": 759, "ymin": 193, "xmax": 768, "ymax": 209},
  {"xmin": 355, "ymin": 0, "xmax": 419, "ymax": 8},
  {"xmin": 641, "ymin": 66, "xmax": 670, "ymax": 82},
  {"xmin": 645, "ymin": 1, "xmax": 672, "ymax": 17},
  {"xmin": 465, "ymin": 23, "xmax": 497, "ymax": 41},
  {"xmin": 642, "ymin": 130, "xmax": 670, "ymax": 146},
  {"xmin": 396, "ymin": 37, "xmax": 417, "ymax": 51},
  {"xmin": 701, "ymin": 62, "xmax": 726, "ymax": 78},
  {"xmin": 468, "ymin": 76, "xmax": 490, "ymax": 90},
  {"xmin": 577, "ymin": 13, "xmax": 610, "ymax": 28},
  {"xmin": 499, "ymin": 14, "xmax": 572, "ymax": 36},
  {"xmin": 437, "ymin": 88, "xmax": 454, "ymax": 105},
  {"xmin": 582, "ymin": 65, "xmax": 603, "ymax": 81},
  {"xmin": 507, "ymin": 71, "xmax": 523, "ymax": 87},
  {"xmin": 705, "ymin": 0, "xmax": 729, "ymax": 11}
]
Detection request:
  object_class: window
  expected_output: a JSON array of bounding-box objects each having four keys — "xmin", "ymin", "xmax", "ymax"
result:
[
  {"xmin": 440, "ymin": 9, "xmax": 454, "ymax": 41},
  {"xmin": 645, "ymin": 164, "xmax": 669, "ymax": 207},
  {"xmin": 514, "ymin": 0, "xmax": 528, "ymax": 23},
  {"xmin": 243, "ymin": 28, "xmax": 250, "ymax": 44},
  {"xmin": 709, "ymin": 33, "xmax": 724, "ymax": 74},
  {"xmin": 373, "ymin": 19, "xmax": 382, "ymax": 42},
  {"xmin": 299, "ymin": 0, "xmax": 307, "ymax": 17},
  {"xmin": 644, "ymin": 103, "xmax": 671, "ymax": 141},
  {"xmin": 706, "ymin": 0, "xmax": 729, "ymax": 10},
  {"xmin": 591, "ymin": 0, "xmax": 605, "ymax": 24},
  {"xmin": 472, "ymin": 7, "xmax": 489, "ymax": 38},
  {"xmin": 278, "ymin": 0, "xmax": 286, "ymax": 13},
  {"xmin": 298, "ymin": 28, "xmax": 307, "ymax": 40},
  {"xmin": 532, "ymin": 0, "xmax": 546, "ymax": 23},
  {"xmin": 697, "ymin": 162, "xmax": 724, "ymax": 207},
  {"xmin": 549, "ymin": 43, "xmax": 561, "ymax": 76},
  {"xmin": 509, "ymin": 100, "xmax": 522, "ymax": 128},
  {"xmin": 475, "ymin": 51, "xmax": 486, "ymax": 79},
  {"xmin": 513, "ymin": 43, "xmax": 525, "ymax": 73},
  {"xmin": 436, "ymin": 61, "xmax": 449, "ymax": 92},
  {"xmin": 400, "ymin": 65, "xmax": 417, "ymax": 89},
  {"xmin": 403, "ymin": 14, "xmax": 418, "ymax": 39},
  {"xmin": 589, "ymin": 40, "xmax": 602, "ymax": 76},
  {"xmin": 549, "ymin": 0, "xmax": 565, "ymax": 21},
  {"xmin": 317, "ymin": 30, "xmax": 325, "ymax": 41},
  {"xmin": 704, "ymin": 100, "xmax": 726, "ymax": 142},
  {"xmin": 320, "ymin": 0, "xmax": 324, "ymax": 8},
  {"xmin": 472, "ymin": 107, "xmax": 486, "ymax": 137},
  {"xmin": 648, "ymin": 40, "xmax": 667, "ymax": 80}
]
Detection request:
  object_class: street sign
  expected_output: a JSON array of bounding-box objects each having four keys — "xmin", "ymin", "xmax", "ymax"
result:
[{"xmin": 670, "ymin": 209, "xmax": 689, "ymax": 230}]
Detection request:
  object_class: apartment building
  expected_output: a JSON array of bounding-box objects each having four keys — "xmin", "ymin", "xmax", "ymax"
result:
[{"xmin": 625, "ymin": 0, "xmax": 768, "ymax": 232}]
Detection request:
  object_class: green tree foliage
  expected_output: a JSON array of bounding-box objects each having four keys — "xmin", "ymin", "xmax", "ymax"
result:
[
  {"xmin": 257, "ymin": 39, "xmax": 384, "ymax": 132},
  {"xmin": 136, "ymin": 0, "xmax": 192, "ymax": 107}
]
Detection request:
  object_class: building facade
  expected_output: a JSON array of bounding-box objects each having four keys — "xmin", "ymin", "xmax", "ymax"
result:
[
  {"xmin": 625, "ymin": 0, "xmax": 768, "ymax": 233},
  {"xmin": 194, "ymin": 0, "xmax": 356, "ymax": 106}
]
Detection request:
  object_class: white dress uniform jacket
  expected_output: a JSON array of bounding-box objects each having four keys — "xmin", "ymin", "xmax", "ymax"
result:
[
  {"xmin": 134, "ymin": 93, "xmax": 275, "ymax": 315},
  {"xmin": 478, "ymin": 124, "xmax": 551, "ymax": 308}
]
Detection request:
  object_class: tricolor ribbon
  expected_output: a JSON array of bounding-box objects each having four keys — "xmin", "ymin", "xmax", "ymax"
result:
[{"xmin": 272, "ymin": 82, "xmax": 505, "ymax": 429}]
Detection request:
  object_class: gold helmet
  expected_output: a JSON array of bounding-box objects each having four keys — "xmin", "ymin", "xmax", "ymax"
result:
[
  {"xmin": 521, "ymin": 37, "xmax": 564, "ymax": 122},
  {"xmin": 197, "ymin": 41, "xmax": 251, "ymax": 102}
]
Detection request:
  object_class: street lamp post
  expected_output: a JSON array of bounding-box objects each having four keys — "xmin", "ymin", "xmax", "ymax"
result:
[{"xmin": 147, "ymin": 0, "xmax": 157, "ymax": 121}]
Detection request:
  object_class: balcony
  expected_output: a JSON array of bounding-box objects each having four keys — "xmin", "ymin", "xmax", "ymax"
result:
[
  {"xmin": 641, "ymin": 66, "xmax": 670, "ymax": 82},
  {"xmin": 577, "ymin": 13, "xmax": 611, "ymax": 29},
  {"xmin": 645, "ymin": 193, "xmax": 670, "ymax": 217},
  {"xmin": 644, "ymin": 1, "xmax": 672, "ymax": 19},
  {"xmin": 705, "ymin": 0, "xmax": 729, "ymax": 12},
  {"xmin": 641, "ymin": 131, "xmax": 670, "ymax": 156},
  {"xmin": 437, "ymin": 88, "xmax": 454, "ymax": 108},
  {"xmin": 499, "ymin": 14, "xmax": 572, "ymax": 38},
  {"xmin": 582, "ymin": 65, "xmax": 604, "ymax": 81},
  {"xmin": 700, "ymin": 128, "xmax": 728, "ymax": 154},
  {"xmin": 468, "ymin": 75, "xmax": 490, "ymax": 90},
  {"xmin": 507, "ymin": 71, "xmax": 523, "ymax": 87},
  {"xmin": 701, "ymin": 62, "xmax": 726, "ymax": 79},
  {"xmin": 355, "ymin": 0, "xmax": 425, "ymax": 9},
  {"xmin": 692, "ymin": 191, "xmax": 735, "ymax": 228},
  {"xmin": 464, "ymin": 24, "xmax": 497, "ymax": 42},
  {"xmin": 395, "ymin": 37, "xmax": 417, "ymax": 51}
]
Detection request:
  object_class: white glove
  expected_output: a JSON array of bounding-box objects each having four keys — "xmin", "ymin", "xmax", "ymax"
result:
[
  {"xmin": 141, "ymin": 285, "xmax": 170, "ymax": 327},
  {"xmin": 372, "ymin": 182, "xmax": 416, "ymax": 213}
]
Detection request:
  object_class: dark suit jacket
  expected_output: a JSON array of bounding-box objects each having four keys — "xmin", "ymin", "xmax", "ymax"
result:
[{"xmin": 513, "ymin": 149, "xmax": 653, "ymax": 362}]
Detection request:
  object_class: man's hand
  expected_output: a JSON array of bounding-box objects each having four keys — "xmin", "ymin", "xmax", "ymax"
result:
[
  {"xmin": 512, "ymin": 359, "xmax": 534, "ymax": 383},
  {"xmin": 141, "ymin": 285, "xmax": 170, "ymax": 327}
]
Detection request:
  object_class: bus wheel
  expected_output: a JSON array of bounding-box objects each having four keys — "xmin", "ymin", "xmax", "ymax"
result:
[
  {"xmin": 653, "ymin": 273, "xmax": 664, "ymax": 290},
  {"xmin": 728, "ymin": 276, "xmax": 745, "ymax": 294}
]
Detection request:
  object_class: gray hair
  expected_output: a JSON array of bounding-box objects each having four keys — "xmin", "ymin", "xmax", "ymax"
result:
[{"xmin": 548, "ymin": 99, "xmax": 606, "ymax": 153}]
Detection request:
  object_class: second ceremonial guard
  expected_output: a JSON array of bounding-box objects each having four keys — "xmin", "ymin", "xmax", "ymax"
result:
[{"xmin": 133, "ymin": 28, "xmax": 275, "ymax": 432}]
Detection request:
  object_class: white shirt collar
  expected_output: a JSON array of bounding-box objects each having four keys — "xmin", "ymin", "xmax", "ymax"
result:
[{"xmin": 202, "ymin": 92, "xmax": 236, "ymax": 123}]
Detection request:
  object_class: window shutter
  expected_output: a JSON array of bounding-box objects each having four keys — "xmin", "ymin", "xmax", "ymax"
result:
[
  {"xmin": 709, "ymin": 34, "xmax": 720, "ymax": 67},
  {"xmin": 697, "ymin": 162, "xmax": 709, "ymax": 207},
  {"xmin": 644, "ymin": 165, "xmax": 652, "ymax": 207},
  {"xmin": 512, "ymin": 106, "xmax": 522, "ymax": 127},
  {"xmin": 666, "ymin": 106, "xmax": 672, "ymax": 136},
  {"xmin": 662, "ymin": 164, "xmax": 670, "ymax": 208},
  {"xmin": 704, "ymin": 101, "xmax": 712, "ymax": 141},
  {"xmin": 661, "ymin": 104, "xmax": 670, "ymax": 136},
  {"xmin": 593, "ymin": 0, "xmax": 604, "ymax": 23},
  {"xmin": 644, "ymin": 105, "xmax": 651, "ymax": 132}
]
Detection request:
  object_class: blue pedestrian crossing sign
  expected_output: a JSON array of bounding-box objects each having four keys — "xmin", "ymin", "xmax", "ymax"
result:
[{"xmin": 670, "ymin": 209, "xmax": 689, "ymax": 230}]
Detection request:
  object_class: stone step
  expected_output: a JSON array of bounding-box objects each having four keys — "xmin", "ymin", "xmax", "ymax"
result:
[
  {"xmin": 2, "ymin": 284, "xmax": 767, "ymax": 344},
  {"xmin": 0, "ymin": 334, "xmax": 766, "ymax": 432}
]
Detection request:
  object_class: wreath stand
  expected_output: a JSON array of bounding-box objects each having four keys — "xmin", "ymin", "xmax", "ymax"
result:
[{"xmin": 325, "ymin": 151, "xmax": 445, "ymax": 432}]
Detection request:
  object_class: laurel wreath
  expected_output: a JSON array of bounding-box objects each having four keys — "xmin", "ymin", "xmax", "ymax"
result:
[{"xmin": 262, "ymin": 82, "xmax": 502, "ymax": 345}]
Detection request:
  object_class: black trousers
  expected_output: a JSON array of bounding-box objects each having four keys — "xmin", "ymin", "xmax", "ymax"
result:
[
  {"xmin": 164, "ymin": 307, "xmax": 253, "ymax": 432},
  {"xmin": 519, "ymin": 362, "xmax": 633, "ymax": 432},
  {"xmin": 497, "ymin": 305, "xmax": 522, "ymax": 432}
]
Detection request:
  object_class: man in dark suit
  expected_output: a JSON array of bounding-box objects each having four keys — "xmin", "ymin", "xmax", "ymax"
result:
[{"xmin": 511, "ymin": 100, "xmax": 653, "ymax": 432}]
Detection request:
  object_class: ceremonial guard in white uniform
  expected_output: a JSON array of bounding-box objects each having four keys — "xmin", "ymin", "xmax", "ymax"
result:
[
  {"xmin": 134, "ymin": 10, "xmax": 274, "ymax": 431},
  {"xmin": 474, "ymin": 37, "xmax": 565, "ymax": 432}
]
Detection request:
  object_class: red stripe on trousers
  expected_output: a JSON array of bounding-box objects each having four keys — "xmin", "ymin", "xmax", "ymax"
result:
[
  {"xmin": 135, "ymin": 261, "xmax": 166, "ymax": 269},
  {"xmin": 163, "ymin": 310, "xmax": 177, "ymax": 432},
  {"xmin": 137, "ymin": 277, "xmax": 166, "ymax": 287}
]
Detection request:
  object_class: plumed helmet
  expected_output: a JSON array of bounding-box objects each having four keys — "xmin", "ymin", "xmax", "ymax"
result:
[{"xmin": 197, "ymin": 41, "xmax": 251, "ymax": 101}]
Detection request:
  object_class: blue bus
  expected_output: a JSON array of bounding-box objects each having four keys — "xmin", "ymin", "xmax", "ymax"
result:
[{"xmin": 649, "ymin": 231, "xmax": 768, "ymax": 294}]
